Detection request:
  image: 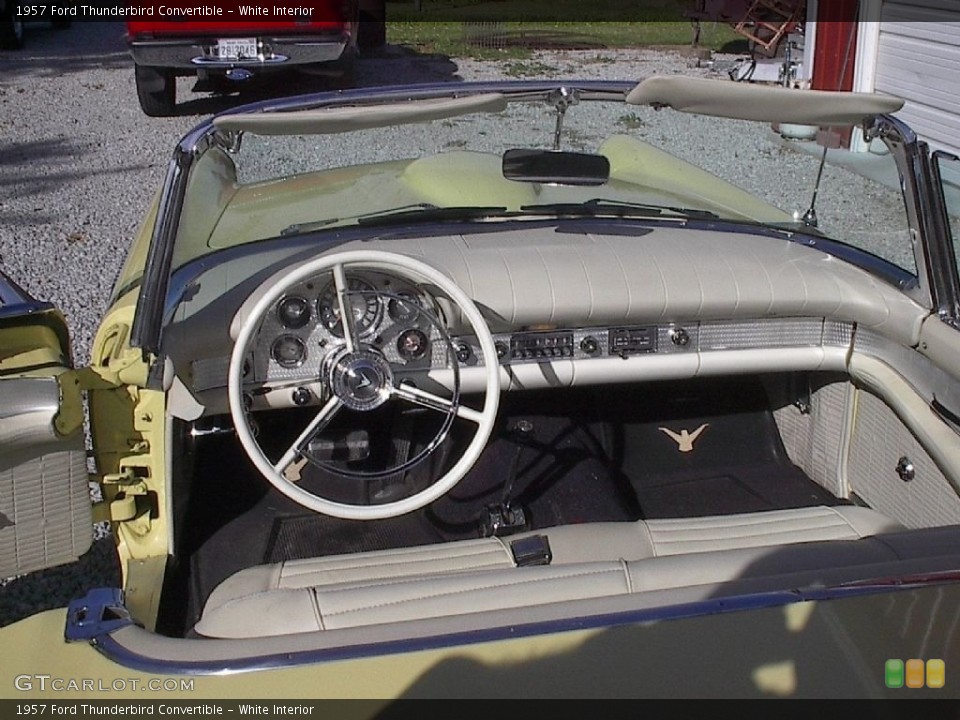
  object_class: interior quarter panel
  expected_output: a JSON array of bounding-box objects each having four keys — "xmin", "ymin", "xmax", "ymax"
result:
[
  {"xmin": 0, "ymin": 310, "xmax": 92, "ymax": 578},
  {"xmin": 848, "ymin": 387, "xmax": 960, "ymax": 529},
  {"xmin": 847, "ymin": 353, "xmax": 960, "ymax": 525},
  {"xmin": 768, "ymin": 374, "xmax": 853, "ymax": 500}
]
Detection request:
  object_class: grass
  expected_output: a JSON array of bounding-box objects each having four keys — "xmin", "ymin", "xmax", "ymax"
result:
[{"xmin": 385, "ymin": 1, "xmax": 744, "ymax": 59}]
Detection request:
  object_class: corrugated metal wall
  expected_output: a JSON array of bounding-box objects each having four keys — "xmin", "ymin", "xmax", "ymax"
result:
[{"xmin": 874, "ymin": 0, "xmax": 960, "ymax": 156}]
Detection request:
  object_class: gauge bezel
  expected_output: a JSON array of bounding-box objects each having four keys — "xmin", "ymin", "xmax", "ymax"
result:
[
  {"xmin": 276, "ymin": 295, "xmax": 311, "ymax": 329},
  {"xmin": 397, "ymin": 328, "xmax": 430, "ymax": 360},
  {"xmin": 387, "ymin": 292, "xmax": 423, "ymax": 324},
  {"xmin": 271, "ymin": 334, "xmax": 307, "ymax": 368},
  {"xmin": 317, "ymin": 277, "xmax": 382, "ymax": 338}
]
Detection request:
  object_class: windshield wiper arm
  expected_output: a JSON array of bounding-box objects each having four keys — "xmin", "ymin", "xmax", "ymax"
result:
[
  {"xmin": 281, "ymin": 203, "xmax": 448, "ymax": 236},
  {"xmin": 355, "ymin": 205, "xmax": 510, "ymax": 227},
  {"xmin": 519, "ymin": 199, "xmax": 719, "ymax": 220}
]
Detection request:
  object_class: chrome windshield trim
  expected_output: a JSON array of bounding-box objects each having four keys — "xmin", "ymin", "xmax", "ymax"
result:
[
  {"xmin": 929, "ymin": 150, "xmax": 960, "ymax": 321},
  {"xmin": 128, "ymin": 81, "xmax": 637, "ymax": 358},
  {"xmin": 130, "ymin": 121, "xmax": 219, "ymax": 357},
  {"xmin": 863, "ymin": 114, "xmax": 932, "ymax": 310}
]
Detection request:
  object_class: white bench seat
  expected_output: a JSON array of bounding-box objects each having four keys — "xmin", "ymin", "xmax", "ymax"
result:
[{"xmin": 195, "ymin": 505, "xmax": 902, "ymax": 639}]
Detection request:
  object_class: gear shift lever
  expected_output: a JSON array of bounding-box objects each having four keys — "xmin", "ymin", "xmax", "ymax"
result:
[{"xmin": 481, "ymin": 419, "xmax": 534, "ymax": 537}]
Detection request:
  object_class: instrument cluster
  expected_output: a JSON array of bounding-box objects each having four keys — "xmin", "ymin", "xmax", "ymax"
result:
[{"xmin": 251, "ymin": 271, "xmax": 448, "ymax": 389}]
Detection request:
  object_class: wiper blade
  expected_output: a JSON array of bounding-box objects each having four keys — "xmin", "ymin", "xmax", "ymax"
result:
[
  {"xmin": 519, "ymin": 198, "xmax": 719, "ymax": 220},
  {"xmin": 281, "ymin": 203, "xmax": 442, "ymax": 236},
  {"xmin": 356, "ymin": 205, "xmax": 510, "ymax": 227}
]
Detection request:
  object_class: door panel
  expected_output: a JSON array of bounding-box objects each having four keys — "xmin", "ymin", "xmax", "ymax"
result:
[{"xmin": 0, "ymin": 276, "xmax": 92, "ymax": 577}]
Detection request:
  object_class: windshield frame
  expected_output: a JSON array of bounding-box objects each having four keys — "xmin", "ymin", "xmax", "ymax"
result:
[{"xmin": 130, "ymin": 80, "xmax": 932, "ymax": 359}]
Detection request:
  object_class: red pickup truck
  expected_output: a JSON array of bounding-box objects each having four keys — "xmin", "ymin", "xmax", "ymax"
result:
[{"xmin": 126, "ymin": 1, "xmax": 385, "ymax": 116}]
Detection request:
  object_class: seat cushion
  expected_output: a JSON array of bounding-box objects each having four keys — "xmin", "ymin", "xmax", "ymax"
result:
[
  {"xmin": 513, "ymin": 505, "xmax": 900, "ymax": 561},
  {"xmin": 195, "ymin": 505, "xmax": 903, "ymax": 639}
]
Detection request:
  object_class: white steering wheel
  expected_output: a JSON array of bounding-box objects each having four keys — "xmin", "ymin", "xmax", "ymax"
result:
[{"xmin": 228, "ymin": 250, "xmax": 501, "ymax": 519}]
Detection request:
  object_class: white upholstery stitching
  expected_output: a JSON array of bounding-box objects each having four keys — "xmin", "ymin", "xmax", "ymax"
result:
[
  {"xmin": 279, "ymin": 544, "xmax": 510, "ymax": 580},
  {"xmin": 824, "ymin": 505, "xmax": 864, "ymax": 537},
  {"xmin": 278, "ymin": 552, "xmax": 513, "ymax": 587},
  {"xmin": 320, "ymin": 567, "xmax": 627, "ymax": 618}
]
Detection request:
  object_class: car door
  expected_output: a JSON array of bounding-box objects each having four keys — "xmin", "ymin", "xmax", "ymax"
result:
[{"xmin": 0, "ymin": 272, "xmax": 92, "ymax": 577}]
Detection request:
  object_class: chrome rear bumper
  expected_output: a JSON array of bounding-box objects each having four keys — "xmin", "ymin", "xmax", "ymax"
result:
[{"xmin": 129, "ymin": 33, "xmax": 349, "ymax": 71}]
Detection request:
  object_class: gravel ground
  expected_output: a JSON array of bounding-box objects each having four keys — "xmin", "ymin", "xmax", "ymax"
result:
[{"xmin": 0, "ymin": 22, "xmax": 914, "ymax": 626}]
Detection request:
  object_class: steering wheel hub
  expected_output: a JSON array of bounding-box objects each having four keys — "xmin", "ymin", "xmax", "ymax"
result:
[{"xmin": 330, "ymin": 349, "xmax": 393, "ymax": 412}]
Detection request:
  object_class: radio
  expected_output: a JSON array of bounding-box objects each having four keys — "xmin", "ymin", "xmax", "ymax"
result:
[{"xmin": 509, "ymin": 331, "xmax": 576, "ymax": 361}]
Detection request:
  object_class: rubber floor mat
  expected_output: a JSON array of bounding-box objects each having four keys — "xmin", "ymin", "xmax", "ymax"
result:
[
  {"xmin": 620, "ymin": 378, "xmax": 842, "ymax": 518},
  {"xmin": 265, "ymin": 512, "xmax": 442, "ymax": 563}
]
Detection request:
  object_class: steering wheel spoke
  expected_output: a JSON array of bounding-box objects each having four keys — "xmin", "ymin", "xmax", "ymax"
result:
[
  {"xmin": 332, "ymin": 262, "xmax": 360, "ymax": 353},
  {"xmin": 273, "ymin": 395, "xmax": 343, "ymax": 474},
  {"xmin": 392, "ymin": 382, "xmax": 483, "ymax": 424}
]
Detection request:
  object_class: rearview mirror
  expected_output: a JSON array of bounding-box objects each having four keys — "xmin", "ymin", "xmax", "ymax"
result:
[{"xmin": 502, "ymin": 149, "xmax": 610, "ymax": 186}]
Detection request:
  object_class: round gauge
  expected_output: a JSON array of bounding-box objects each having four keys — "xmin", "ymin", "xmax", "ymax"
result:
[
  {"xmin": 397, "ymin": 328, "xmax": 430, "ymax": 360},
  {"xmin": 277, "ymin": 296, "xmax": 311, "ymax": 329},
  {"xmin": 317, "ymin": 278, "xmax": 381, "ymax": 338},
  {"xmin": 388, "ymin": 293, "xmax": 422, "ymax": 324},
  {"xmin": 271, "ymin": 335, "xmax": 307, "ymax": 368}
]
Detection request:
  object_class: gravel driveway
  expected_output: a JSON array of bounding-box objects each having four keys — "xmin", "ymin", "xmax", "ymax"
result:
[{"xmin": 0, "ymin": 21, "xmax": 914, "ymax": 626}]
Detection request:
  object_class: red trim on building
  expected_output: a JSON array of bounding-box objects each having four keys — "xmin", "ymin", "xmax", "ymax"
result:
[
  {"xmin": 812, "ymin": 16, "xmax": 859, "ymax": 91},
  {"xmin": 811, "ymin": 7, "xmax": 860, "ymax": 147}
]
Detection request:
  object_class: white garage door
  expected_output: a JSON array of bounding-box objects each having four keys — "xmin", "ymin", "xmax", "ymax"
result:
[{"xmin": 873, "ymin": 1, "xmax": 960, "ymax": 157}]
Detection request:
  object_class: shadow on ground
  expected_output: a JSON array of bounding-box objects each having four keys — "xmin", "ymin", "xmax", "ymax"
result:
[
  {"xmin": 0, "ymin": 138, "xmax": 151, "ymax": 223},
  {"xmin": 0, "ymin": 21, "xmax": 131, "ymax": 78}
]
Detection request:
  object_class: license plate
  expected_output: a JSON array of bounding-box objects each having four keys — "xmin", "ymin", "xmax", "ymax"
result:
[{"xmin": 216, "ymin": 38, "xmax": 258, "ymax": 60}]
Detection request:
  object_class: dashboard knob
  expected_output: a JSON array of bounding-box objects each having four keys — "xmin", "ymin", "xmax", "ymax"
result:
[
  {"xmin": 455, "ymin": 343, "xmax": 473, "ymax": 363},
  {"xmin": 580, "ymin": 336, "xmax": 599, "ymax": 355},
  {"xmin": 291, "ymin": 387, "xmax": 312, "ymax": 406},
  {"xmin": 670, "ymin": 327, "xmax": 691, "ymax": 347},
  {"xmin": 495, "ymin": 341, "xmax": 508, "ymax": 359}
]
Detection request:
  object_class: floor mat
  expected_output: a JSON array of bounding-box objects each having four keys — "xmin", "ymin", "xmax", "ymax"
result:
[
  {"xmin": 427, "ymin": 403, "xmax": 640, "ymax": 538},
  {"xmin": 619, "ymin": 378, "xmax": 841, "ymax": 518},
  {"xmin": 265, "ymin": 512, "xmax": 442, "ymax": 564}
]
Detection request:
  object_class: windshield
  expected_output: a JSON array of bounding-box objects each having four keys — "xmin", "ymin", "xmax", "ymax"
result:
[{"xmin": 162, "ymin": 88, "xmax": 916, "ymax": 285}]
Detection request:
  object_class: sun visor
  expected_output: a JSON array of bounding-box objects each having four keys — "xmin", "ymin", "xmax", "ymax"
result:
[
  {"xmin": 213, "ymin": 93, "xmax": 509, "ymax": 135},
  {"xmin": 626, "ymin": 75, "xmax": 904, "ymax": 125}
]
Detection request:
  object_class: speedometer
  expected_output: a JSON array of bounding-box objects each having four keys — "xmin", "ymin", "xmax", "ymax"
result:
[{"xmin": 317, "ymin": 278, "xmax": 382, "ymax": 338}]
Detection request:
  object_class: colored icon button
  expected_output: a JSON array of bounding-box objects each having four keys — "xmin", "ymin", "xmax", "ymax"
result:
[
  {"xmin": 927, "ymin": 659, "xmax": 945, "ymax": 689},
  {"xmin": 906, "ymin": 659, "xmax": 925, "ymax": 688},
  {"xmin": 885, "ymin": 659, "xmax": 904, "ymax": 688}
]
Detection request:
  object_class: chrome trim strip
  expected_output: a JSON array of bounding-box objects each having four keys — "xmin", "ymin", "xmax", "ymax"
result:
[
  {"xmin": 864, "ymin": 115, "xmax": 931, "ymax": 310},
  {"xmin": 190, "ymin": 54, "xmax": 290, "ymax": 67},
  {"xmin": 929, "ymin": 150, "xmax": 960, "ymax": 321},
  {"xmin": 79, "ymin": 579, "xmax": 950, "ymax": 676},
  {"xmin": 0, "ymin": 377, "xmax": 61, "ymax": 452}
]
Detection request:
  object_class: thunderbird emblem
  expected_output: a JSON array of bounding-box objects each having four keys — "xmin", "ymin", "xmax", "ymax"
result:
[{"xmin": 659, "ymin": 424, "xmax": 709, "ymax": 453}]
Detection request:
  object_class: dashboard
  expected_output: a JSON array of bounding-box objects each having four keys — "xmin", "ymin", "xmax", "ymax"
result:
[{"xmin": 184, "ymin": 267, "xmax": 857, "ymax": 415}]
